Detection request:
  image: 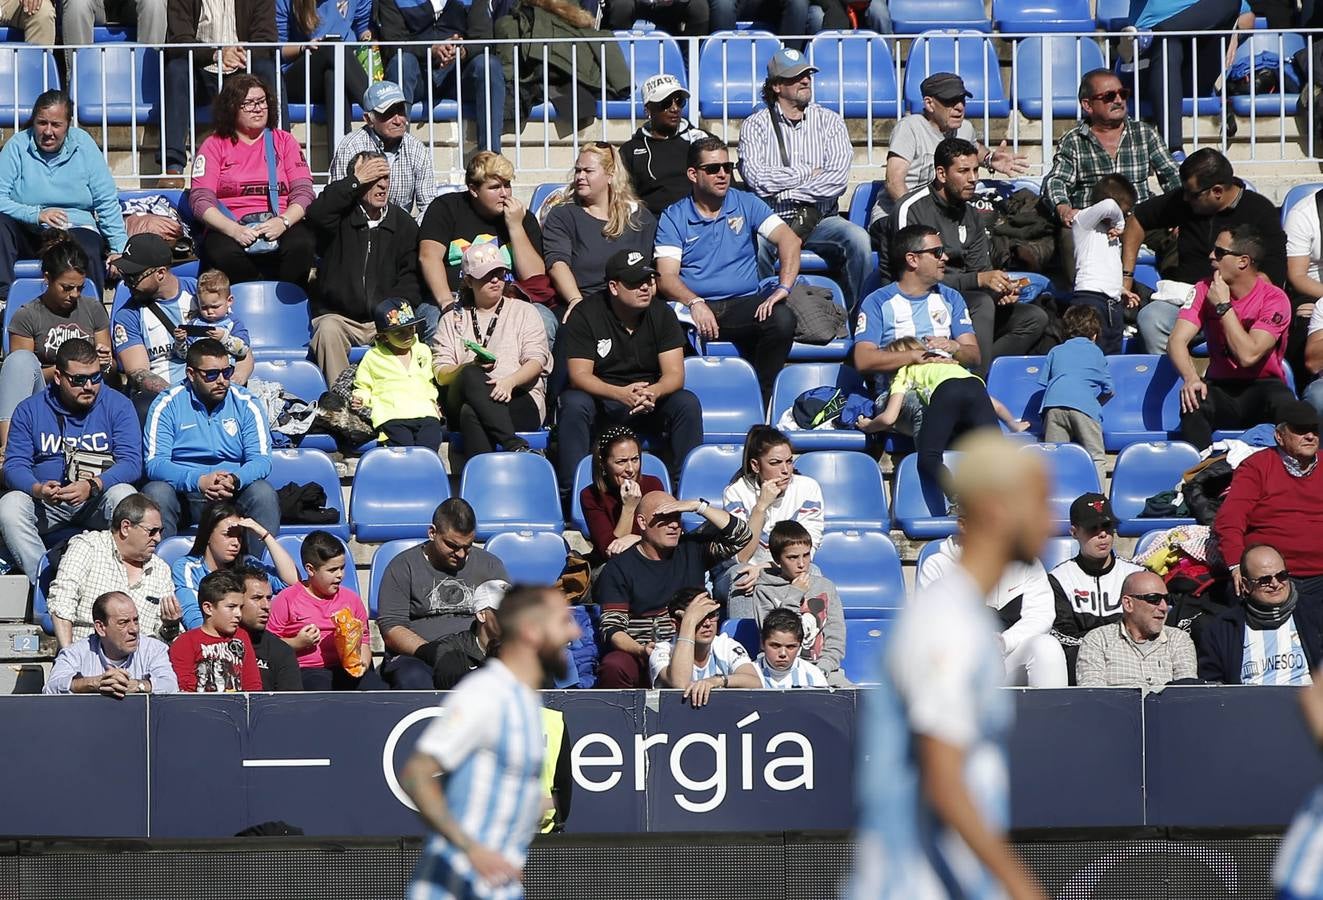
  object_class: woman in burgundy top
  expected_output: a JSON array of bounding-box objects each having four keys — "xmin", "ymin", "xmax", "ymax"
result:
[{"xmin": 579, "ymin": 426, "xmax": 665, "ymax": 562}]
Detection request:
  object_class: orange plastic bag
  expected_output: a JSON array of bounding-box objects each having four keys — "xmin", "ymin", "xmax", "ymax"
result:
[{"xmin": 332, "ymin": 608, "xmax": 366, "ymax": 677}]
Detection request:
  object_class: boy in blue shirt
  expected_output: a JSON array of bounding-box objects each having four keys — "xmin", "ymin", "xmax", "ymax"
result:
[{"xmin": 1039, "ymin": 306, "xmax": 1113, "ymax": 484}]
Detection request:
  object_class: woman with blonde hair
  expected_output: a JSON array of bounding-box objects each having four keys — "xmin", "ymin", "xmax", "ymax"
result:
[{"xmin": 542, "ymin": 142, "xmax": 657, "ymax": 320}]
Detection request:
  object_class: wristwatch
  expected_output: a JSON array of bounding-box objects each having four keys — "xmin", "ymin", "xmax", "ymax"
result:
[
  {"xmin": 1214, "ymin": 301, "xmax": 1233, "ymax": 317},
  {"xmin": 695, "ymin": 498, "xmax": 710, "ymax": 515},
  {"xmin": 279, "ymin": 215, "xmax": 292, "ymax": 229}
]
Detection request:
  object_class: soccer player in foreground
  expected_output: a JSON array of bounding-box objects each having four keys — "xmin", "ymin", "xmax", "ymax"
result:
[
  {"xmin": 401, "ymin": 585, "xmax": 581, "ymax": 899},
  {"xmin": 848, "ymin": 430, "xmax": 1050, "ymax": 899},
  {"xmin": 1275, "ymin": 669, "xmax": 1323, "ymax": 899}
]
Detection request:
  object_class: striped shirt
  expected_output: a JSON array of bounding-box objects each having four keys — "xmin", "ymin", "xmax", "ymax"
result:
[
  {"xmin": 45, "ymin": 530, "xmax": 178, "ymax": 644},
  {"xmin": 409, "ymin": 659, "xmax": 545, "ymax": 900},
  {"xmin": 329, "ymin": 127, "xmax": 442, "ymax": 220},
  {"xmin": 757, "ymin": 654, "xmax": 828, "ymax": 689},
  {"xmin": 649, "ymin": 633, "xmax": 754, "ymax": 685},
  {"xmin": 1276, "ymin": 785, "xmax": 1323, "ymax": 898},
  {"xmin": 738, "ymin": 102, "xmax": 852, "ymax": 214},
  {"xmin": 1242, "ymin": 618, "xmax": 1314, "ymax": 686},
  {"xmin": 1043, "ymin": 119, "xmax": 1183, "ymax": 211}
]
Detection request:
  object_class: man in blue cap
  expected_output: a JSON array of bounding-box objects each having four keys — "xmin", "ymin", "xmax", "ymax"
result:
[{"xmin": 330, "ymin": 81, "xmax": 443, "ymax": 220}]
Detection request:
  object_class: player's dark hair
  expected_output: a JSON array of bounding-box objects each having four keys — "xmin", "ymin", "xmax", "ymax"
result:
[
  {"xmin": 667, "ymin": 586, "xmax": 708, "ymax": 619},
  {"xmin": 432, "ymin": 498, "xmax": 477, "ymax": 536},
  {"xmin": 494, "ymin": 584, "xmax": 553, "ymax": 637},
  {"xmin": 187, "ymin": 338, "xmax": 230, "ymax": 369},
  {"xmin": 934, "ymin": 137, "xmax": 979, "ymax": 171},
  {"xmin": 55, "ymin": 337, "xmax": 98, "ymax": 370},
  {"xmin": 687, "ymin": 136, "xmax": 729, "ymax": 170}
]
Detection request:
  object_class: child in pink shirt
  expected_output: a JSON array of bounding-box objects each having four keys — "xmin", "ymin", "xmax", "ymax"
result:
[{"xmin": 269, "ymin": 530, "xmax": 383, "ymax": 690}]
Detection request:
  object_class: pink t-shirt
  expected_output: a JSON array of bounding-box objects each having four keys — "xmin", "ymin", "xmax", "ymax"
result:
[
  {"xmin": 1177, "ymin": 276, "xmax": 1291, "ymax": 382},
  {"xmin": 268, "ymin": 583, "xmax": 371, "ymax": 669},
  {"xmin": 190, "ymin": 129, "xmax": 313, "ymax": 220}
]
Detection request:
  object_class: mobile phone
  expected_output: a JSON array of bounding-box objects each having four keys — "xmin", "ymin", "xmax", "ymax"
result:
[
  {"xmin": 463, "ymin": 339, "xmax": 497, "ymax": 364},
  {"xmin": 183, "ymin": 324, "xmax": 215, "ymax": 337}
]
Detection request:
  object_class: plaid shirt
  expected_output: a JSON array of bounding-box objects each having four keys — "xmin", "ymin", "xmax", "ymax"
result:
[
  {"xmin": 46, "ymin": 530, "xmax": 178, "ymax": 644},
  {"xmin": 329, "ymin": 127, "xmax": 442, "ymax": 220},
  {"xmin": 1075, "ymin": 621, "xmax": 1197, "ymax": 688},
  {"xmin": 1043, "ymin": 119, "xmax": 1183, "ymax": 210}
]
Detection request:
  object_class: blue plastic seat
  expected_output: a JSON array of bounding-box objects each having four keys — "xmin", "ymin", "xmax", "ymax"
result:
[
  {"xmin": 891, "ymin": 450, "xmax": 958, "ymax": 538},
  {"xmin": 1283, "ymin": 183, "xmax": 1323, "ymax": 225},
  {"xmin": 0, "ymin": 47, "xmax": 58, "ymax": 125},
  {"xmin": 677, "ymin": 443, "xmax": 742, "ymax": 528},
  {"xmin": 842, "ymin": 617, "xmax": 893, "ymax": 684},
  {"xmin": 349, "ymin": 446, "xmax": 451, "ymax": 541},
  {"xmin": 602, "ymin": 30, "xmax": 688, "ymax": 119},
  {"xmin": 888, "ymin": 0, "xmax": 991, "ymax": 33},
  {"xmin": 1101, "ymin": 354, "xmax": 1182, "ymax": 451},
  {"xmin": 1228, "ymin": 32, "xmax": 1307, "ymax": 117},
  {"xmin": 31, "ymin": 553, "xmax": 54, "ymax": 634},
  {"xmin": 251, "ymin": 359, "xmax": 328, "ymax": 403},
  {"xmin": 1094, "ymin": 0, "xmax": 1129, "ymax": 28},
  {"xmin": 768, "ymin": 363, "xmax": 871, "ymax": 451},
  {"xmin": 1110, "ymin": 440, "xmax": 1201, "ymax": 535},
  {"xmin": 792, "ymin": 450, "xmax": 889, "ymax": 532},
  {"xmin": 569, "ymin": 451, "xmax": 670, "ymax": 538},
  {"xmin": 1013, "ymin": 36, "xmax": 1108, "ymax": 118},
  {"xmin": 815, "ymin": 530, "xmax": 906, "ymax": 617},
  {"xmin": 1019, "ymin": 442, "xmax": 1103, "ymax": 534},
  {"xmin": 530, "ymin": 183, "xmax": 565, "ymax": 219},
  {"xmin": 904, "ymin": 31, "xmax": 1011, "ymax": 117},
  {"xmin": 720, "ymin": 617, "xmax": 761, "ymax": 657},
  {"xmin": 994, "ymin": 0, "xmax": 1093, "ymax": 33},
  {"xmin": 268, "ymin": 533, "xmax": 360, "ymax": 596},
  {"xmin": 459, "ymin": 452, "xmax": 563, "ymax": 540},
  {"xmin": 807, "ymin": 31, "xmax": 900, "ymax": 118},
  {"xmin": 698, "ymin": 31, "xmax": 783, "ymax": 119},
  {"xmin": 848, "ymin": 180, "xmax": 884, "ymax": 229},
  {"xmin": 155, "ymin": 535, "xmax": 194, "ymax": 569},
  {"xmin": 266, "ymin": 448, "xmax": 349, "ymax": 539},
  {"xmin": 986, "ymin": 355, "xmax": 1047, "ymax": 434},
  {"xmin": 71, "ymin": 45, "xmax": 161, "ymax": 127},
  {"xmin": 366, "ymin": 538, "xmax": 417, "ymax": 618},
  {"xmin": 484, "ymin": 530, "xmax": 569, "ymax": 583},
  {"xmin": 229, "ymin": 281, "xmax": 312, "ymax": 361},
  {"xmin": 683, "ymin": 356, "xmax": 765, "ymax": 444}
]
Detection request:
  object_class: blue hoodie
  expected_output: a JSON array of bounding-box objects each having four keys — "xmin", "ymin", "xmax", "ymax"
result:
[
  {"xmin": 0, "ymin": 127, "xmax": 128, "ymax": 253},
  {"xmin": 144, "ymin": 382, "xmax": 272, "ymax": 492},
  {"xmin": 2, "ymin": 383, "xmax": 142, "ymax": 492}
]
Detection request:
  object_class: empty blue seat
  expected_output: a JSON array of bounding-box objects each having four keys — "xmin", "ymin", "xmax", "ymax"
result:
[
  {"xmin": 366, "ymin": 538, "xmax": 417, "ymax": 618},
  {"xmin": 815, "ymin": 530, "xmax": 906, "ymax": 617},
  {"xmin": 268, "ymin": 533, "xmax": 360, "ymax": 596},
  {"xmin": 1014, "ymin": 36, "xmax": 1108, "ymax": 118},
  {"xmin": 155, "ymin": 535, "xmax": 194, "ymax": 569},
  {"xmin": 677, "ymin": 443, "xmax": 742, "ymax": 528},
  {"xmin": 31, "ymin": 552, "xmax": 55, "ymax": 634},
  {"xmin": 986, "ymin": 355, "xmax": 1047, "ymax": 433},
  {"xmin": 3, "ymin": 278, "xmax": 100, "ymax": 354},
  {"xmin": 71, "ymin": 45, "xmax": 161, "ymax": 127},
  {"xmin": 792, "ymin": 450, "xmax": 889, "ymax": 532},
  {"xmin": 891, "ymin": 450, "xmax": 958, "ymax": 538},
  {"xmin": 251, "ymin": 359, "xmax": 328, "ymax": 403},
  {"xmin": 768, "ymin": 363, "xmax": 871, "ymax": 451},
  {"xmin": 267, "ymin": 448, "xmax": 349, "ymax": 539},
  {"xmin": 1283, "ymin": 183, "xmax": 1323, "ymax": 225},
  {"xmin": 230, "ymin": 281, "xmax": 312, "ymax": 361},
  {"xmin": 460, "ymin": 452, "xmax": 563, "ymax": 540},
  {"xmin": 1019, "ymin": 442, "xmax": 1102, "ymax": 534},
  {"xmin": 569, "ymin": 451, "xmax": 670, "ymax": 538},
  {"xmin": 602, "ymin": 30, "xmax": 688, "ymax": 119},
  {"xmin": 888, "ymin": 0, "xmax": 991, "ymax": 33},
  {"xmin": 1132, "ymin": 264, "xmax": 1159, "ymax": 291},
  {"xmin": 0, "ymin": 47, "xmax": 58, "ymax": 125},
  {"xmin": 1110, "ymin": 440, "xmax": 1200, "ymax": 535},
  {"xmin": 683, "ymin": 356, "xmax": 764, "ymax": 444},
  {"xmin": 904, "ymin": 31, "xmax": 1011, "ymax": 117},
  {"xmin": 1101, "ymin": 354, "xmax": 1182, "ymax": 450},
  {"xmin": 1094, "ymin": 0, "xmax": 1129, "ymax": 28},
  {"xmin": 1228, "ymin": 32, "xmax": 1307, "ymax": 118},
  {"xmin": 698, "ymin": 30, "xmax": 783, "ymax": 119},
  {"xmin": 842, "ymin": 617, "xmax": 892, "ymax": 684},
  {"xmin": 484, "ymin": 530, "xmax": 569, "ymax": 583},
  {"xmin": 720, "ymin": 617, "xmax": 761, "ymax": 657},
  {"xmin": 994, "ymin": 0, "xmax": 1093, "ymax": 33},
  {"xmin": 350, "ymin": 446, "xmax": 451, "ymax": 541},
  {"xmin": 807, "ymin": 31, "xmax": 900, "ymax": 118}
]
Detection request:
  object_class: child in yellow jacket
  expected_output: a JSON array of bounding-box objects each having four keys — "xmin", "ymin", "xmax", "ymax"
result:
[{"xmin": 351, "ymin": 298, "xmax": 442, "ymax": 449}]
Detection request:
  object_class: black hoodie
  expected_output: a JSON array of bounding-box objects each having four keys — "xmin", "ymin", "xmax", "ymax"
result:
[{"xmin": 620, "ymin": 119, "xmax": 711, "ymax": 216}]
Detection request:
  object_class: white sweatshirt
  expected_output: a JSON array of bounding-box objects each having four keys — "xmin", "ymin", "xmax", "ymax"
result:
[{"xmin": 722, "ymin": 473, "xmax": 825, "ymax": 566}]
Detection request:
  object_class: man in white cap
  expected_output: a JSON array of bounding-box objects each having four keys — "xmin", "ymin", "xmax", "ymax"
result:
[
  {"xmin": 329, "ymin": 81, "xmax": 442, "ymax": 220},
  {"xmin": 621, "ymin": 74, "xmax": 711, "ymax": 216},
  {"xmin": 738, "ymin": 47, "xmax": 872, "ymax": 312},
  {"xmin": 430, "ymin": 579, "xmax": 510, "ymax": 690}
]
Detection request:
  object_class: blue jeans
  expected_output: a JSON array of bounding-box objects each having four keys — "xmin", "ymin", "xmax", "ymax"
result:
[
  {"xmin": 0, "ymin": 482, "xmax": 136, "ymax": 583},
  {"xmin": 386, "ymin": 49, "xmax": 506, "ymax": 154},
  {"xmin": 1304, "ymin": 379, "xmax": 1323, "ymax": 423},
  {"xmin": 758, "ymin": 214, "xmax": 873, "ymax": 313},
  {"xmin": 0, "ymin": 350, "xmax": 43, "ymax": 425},
  {"xmin": 1143, "ymin": 0, "xmax": 1240, "ymax": 152},
  {"xmin": 142, "ymin": 479, "xmax": 280, "ymax": 556},
  {"xmin": 1137, "ymin": 301, "xmax": 1181, "ymax": 354}
]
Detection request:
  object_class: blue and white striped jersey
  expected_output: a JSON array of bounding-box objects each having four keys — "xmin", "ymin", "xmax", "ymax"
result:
[
  {"xmin": 848, "ymin": 566, "xmax": 1014, "ymax": 900},
  {"xmin": 649, "ymin": 633, "xmax": 753, "ymax": 686},
  {"xmin": 1242, "ymin": 619, "xmax": 1314, "ymax": 686},
  {"xmin": 408, "ymin": 659, "xmax": 545, "ymax": 900},
  {"xmin": 853, "ymin": 281, "xmax": 975, "ymax": 349},
  {"xmin": 756, "ymin": 654, "xmax": 827, "ymax": 690},
  {"xmin": 1277, "ymin": 785, "xmax": 1323, "ymax": 899}
]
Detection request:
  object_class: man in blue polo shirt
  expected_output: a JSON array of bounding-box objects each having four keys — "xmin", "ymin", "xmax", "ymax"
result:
[
  {"xmin": 655, "ymin": 136, "xmax": 802, "ymax": 401},
  {"xmin": 142, "ymin": 339, "xmax": 279, "ymax": 556},
  {"xmin": 853, "ymin": 223, "xmax": 980, "ymax": 435}
]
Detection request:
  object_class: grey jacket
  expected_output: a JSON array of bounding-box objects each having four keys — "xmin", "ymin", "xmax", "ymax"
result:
[{"xmin": 752, "ymin": 566, "xmax": 846, "ymax": 675}]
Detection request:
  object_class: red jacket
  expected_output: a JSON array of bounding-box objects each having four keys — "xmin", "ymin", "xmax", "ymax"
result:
[{"xmin": 1214, "ymin": 448, "xmax": 1323, "ymax": 576}]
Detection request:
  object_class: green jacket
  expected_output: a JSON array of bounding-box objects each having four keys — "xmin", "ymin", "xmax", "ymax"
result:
[{"xmin": 493, "ymin": 2, "xmax": 631, "ymax": 101}]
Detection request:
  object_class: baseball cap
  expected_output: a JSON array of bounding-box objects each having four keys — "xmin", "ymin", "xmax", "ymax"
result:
[
  {"xmin": 363, "ymin": 81, "xmax": 407, "ymax": 114},
  {"xmin": 604, "ymin": 249, "xmax": 657, "ymax": 285},
  {"xmin": 116, "ymin": 233, "xmax": 173, "ymax": 274},
  {"xmin": 642, "ymin": 73, "xmax": 689, "ymax": 105},
  {"xmin": 1278, "ymin": 399, "xmax": 1320, "ymax": 430},
  {"xmin": 473, "ymin": 579, "xmax": 511, "ymax": 616},
  {"xmin": 767, "ymin": 47, "xmax": 818, "ymax": 81},
  {"xmin": 461, "ymin": 242, "xmax": 511, "ymax": 280},
  {"xmin": 373, "ymin": 297, "xmax": 422, "ymax": 333},
  {"xmin": 920, "ymin": 72, "xmax": 973, "ymax": 102},
  {"xmin": 1070, "ymin": 492, "xmax": 1118, "ymax": 530}
]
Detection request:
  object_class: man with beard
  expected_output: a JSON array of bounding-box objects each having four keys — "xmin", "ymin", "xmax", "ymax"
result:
[
  {"xmin": 620, "ymin": 74, "xmax": 711, "ymax": 217},
  {"xmin": 848, "ymin": 430, "xmax": 1048, "ymax": 900},
  {"xmin": 1075, "ymin": 570, "xmax": 1197, "ymax": 688},
  {"xmin": 234, "ymin": 563, "xmax": 301, "ymax": 691},
  {"xmin": 402, "ymin": 585, "xmax": 580, "ymax": 897},
  {"xmin": 650, "ymin": 587, "xmax": 760, "ymax": 708}
]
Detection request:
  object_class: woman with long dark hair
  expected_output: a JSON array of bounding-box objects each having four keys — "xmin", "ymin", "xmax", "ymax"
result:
[{"xmin": 578, "ymin": 426, "xmax": 666, "ymax": 562}]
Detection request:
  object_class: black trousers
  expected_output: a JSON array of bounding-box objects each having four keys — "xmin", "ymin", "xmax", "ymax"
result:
[
  {"xmin": 201, "ymin": 221, "xmax": 317, "ymax": 287},
  {"xmin": 1071, "ymin": 290, "xmax": 1124, "ymax": 355},
  {"xmin": 299, "ymin": 662, "xmax": 387, "ymax": 691},
  {"xmin": 378, "ymin": 416, "xmax": 443, "ymax": 450},
  {"xmin": 917, "ymin": 378, "xmax": 999, "ymax": 490},
  {"xmin": 443, "ymin": 363, "xmax": 542, "ymax": 455},
  {"xmin": 963, "ymin": 290, "xmax": 1052, "ymax": 377},
  {"xmin": 284, "ymin": 45, "xmax": 371, "ymax": 155},
  {"xmin": 1179, "ymin": 377, "xmax": 1297, "ymax": 450},
  {"xmin": 709, "ymin": 293, "xmax": 796, "ymax": 402}
]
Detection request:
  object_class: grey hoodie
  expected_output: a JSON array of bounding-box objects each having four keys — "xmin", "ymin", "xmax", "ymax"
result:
[{"xmin": 752, "ymin": 566, "xmax": 846, "ymax": 676}]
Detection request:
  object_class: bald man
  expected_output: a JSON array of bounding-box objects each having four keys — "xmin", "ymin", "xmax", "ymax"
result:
[
  {"xmin": 1076, "ymin": 570, "xmax": 1196, "ymax": 689},
  {"xmin": 850, "ymin": 429, "xmax": 1049, "ymax": 900},
  {"xmin": 595, "ymin": 490, "xmax": 753, "ymax": 689}
]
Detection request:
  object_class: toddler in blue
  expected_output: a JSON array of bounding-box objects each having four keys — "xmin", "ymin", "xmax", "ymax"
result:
[
  {"xmin": 1039, "ymin": 305, "xmax": 1114, "ymax": 484},
  {"xmin": 172, "ymin": 269, "xmax": 250, "ymax": 363}
]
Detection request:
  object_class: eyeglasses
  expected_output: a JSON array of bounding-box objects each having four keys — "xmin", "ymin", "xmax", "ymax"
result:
[
  {"xmin": 62, "ymin": 370, "xmax": 103, "ymax": 387},
  {"xmin": 192, "ymin": 365, "xmax": 235, "ymax": 383},
  {"xmin": 122, "ymin": 267, "xmax": 159, "ymax": 289},
  {"xmin": 1212, "ymin": 245, "xmax": 1248, "ymax": 260},
  {"xmin": 696, "ymin": 162, "xmax": 735, "ymax": 175},
  {"xmin": 132, "ymin": 523, "xmax": 164, "ymax": 538},
  {"xmin": 653, "ymin": 94, "xmax": 685, "ymax": 110},
  {"xmin": 1087, "ymin": 88, "xmax": 1131, "ymax": 104},
  {"xmin": 1183, "ymin": 184, "xmax": 1217, "ymax": 201},
  {"xmin": 621, "ymin": 275, "xmax": 656, "ymax": 290},
  {"xmin": 912, "ymin": 246, "xmax": 948, "ymax": 258},
  {"xmin": 1248, "ymin": 569, "xmax": 1291, "ymax": 589},
  {"xmin": 1126, "ymin": 592, "xmax": 1169, "ymax": 605},
  {"xmin": 239, "ymin": 98, "xmax": 269, "ymax": 111}
]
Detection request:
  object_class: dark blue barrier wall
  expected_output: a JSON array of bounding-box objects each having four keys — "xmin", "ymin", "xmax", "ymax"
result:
[{"xmin": 0, "ymin": 686, "xmax": 1316, "ymax": 838}]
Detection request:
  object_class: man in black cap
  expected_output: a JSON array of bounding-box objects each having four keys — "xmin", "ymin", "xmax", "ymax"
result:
[
  {"xmin": 555, "ymin": 249, "xmax": 702, "ymax": 508},
  {"xmin": 1047, "ymin": 492, "xmax": 1143, "ymax": 681}
]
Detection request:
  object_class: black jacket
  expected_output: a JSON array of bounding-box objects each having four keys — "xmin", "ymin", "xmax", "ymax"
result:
[
  {"xmin": 246, "ymin": 627, "xmax": 303, "ymax": 691},
  {"xmin": 876, "ymin": 182, "xmax": 990, "ymax": 295},
  {"xmin": 306, "ymin": 173, "xmax": 421, "ymax": 321},
  {"xmin": 1197, "ymin": 597, "xmax": 1323, "ymax": 684},
  {"xmin": 431, "ymin": 625, "xmax": 488, "ymax": 690},
  {"xmin": 620, "ymin": 120, "xmax": 710, "ymax": 216}
]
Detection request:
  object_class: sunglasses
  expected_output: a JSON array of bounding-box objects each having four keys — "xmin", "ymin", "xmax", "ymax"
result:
[
  {"xmin": 696, "ymin": 162, "xmax": 735, "ymax": 175},
  {"xmin": 653, "ymin": 94, "xmax": 685, "ymax": 110},
  {"xmin": 1248, "ymin": 569, "xmax": 1291, "ymax": 589},
  {"xmin": 1126, "ymin": 592, "xmax": 1169, "ymax": 605},
  {"xmin": 912, "ymin": 246, "xmax": 948, "ymax": 259},
  {"xmin": 621, "ymin": 275, "xmax": 655, "ymax": 290},
  {"xmin": 192, "ymin": 365, "xmax": 235, "ymax": 383},
  {"xmin": 132, "ymin": 523, "xmax": 164, "ymax": 538},
  {"xmin": 1212, "ymin": 245, "xmax": 1247, "ymax": 260},
  {"xmin": 1088, "ymin": 88, "xmax": 1131, "ymax": 104},
  {"xmin": 1183, "ymin": 184, "xmax": 1217, "ymax": 201},
  {"xmin": 122, "ymin": 267, "xmax": 160, "ymax": 288},
  {"xmin": 62, "ymin": 370, "xmax": 103, "ymax": 387}
]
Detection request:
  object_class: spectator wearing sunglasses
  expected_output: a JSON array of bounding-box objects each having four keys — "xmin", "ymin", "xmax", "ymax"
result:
[
  {"xmin": 0, "ymin": 338, "xmax": 140, "ymax": 585},
  {"xmin": 142, "ymin": 339, "xmax": 280, "ymax": 558},
  {"xmin": 1198, "ymin": 544, "xmax": 1323, "ymax": 685},
  {"xmin": 46, "ymin": 492, "xmax": 183, "ymax": 649},
  {"xmin": 1075, "ymin": 570, "xmax": 1197, "ymax": 688},
  {"xmin": 620, "ymin": 75, "xmax": 711, "ymax": 218}
]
